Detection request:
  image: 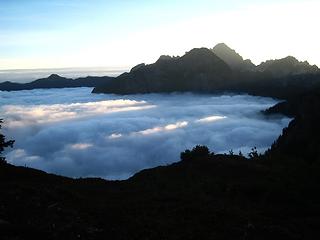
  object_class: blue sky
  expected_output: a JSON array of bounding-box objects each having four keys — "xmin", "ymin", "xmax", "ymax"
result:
[{"xmin": 0, "ymin": 0, "xmax": 319, "ymax": 69}]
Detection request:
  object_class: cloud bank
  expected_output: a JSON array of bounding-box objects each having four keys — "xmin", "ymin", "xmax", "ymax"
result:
[{"xmin": 0, "ymin": 88, "xmax": 290, "ymax": 179}]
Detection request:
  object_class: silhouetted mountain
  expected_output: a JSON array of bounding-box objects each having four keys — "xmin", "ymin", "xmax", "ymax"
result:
[
  {"xmin": 257, "ymin": 56, "xmax": 319, "ymax": 77},
  {"xmin": 211, "ymin": 44, "xmax": 319, "ymax": 76},
  {"xmin": 3, "ymin": 45, "xmax": 320, "ymax": 98},
  {"xmin": 91, "ymin": 45, "xmax": 320, "ymax": 98},
  {"xmin": 93, "ymin": 48, "xmax": 233, "ymax": 94},
  {"xmin": 265, "ymin": 91, "xmax": 320, "ymax": 161},
  {"xmin": 245, "ymin": 73, "xmax": 320, "ymax": 99},
  {"xmin": 212, "ymin": 43, "xmax": 255, "ymax": 71},
  {"xmin": 0, "ymin": 74, "xmax": 114, "ymax": 91}
]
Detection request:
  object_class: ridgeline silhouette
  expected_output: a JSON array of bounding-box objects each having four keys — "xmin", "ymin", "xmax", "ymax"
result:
[
  {"xmin": 2, "ymin": 43, "xmax": 319, "ymax": 98},
  {"xmin": 0, "ymin": 74, "xmax": 114, "ymax": 91},
  {"xmin": 92, "ymin": 43, "xmax": 320, "ymax": 99},
  {"xmin": 211, "ymin": 43, "xmax": 255, "ymax": 71}
]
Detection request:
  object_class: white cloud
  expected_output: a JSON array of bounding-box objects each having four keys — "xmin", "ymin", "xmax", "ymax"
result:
[
  {"xmin": 108, "ymin": 133, "xmax": 123, "ymax": 139},
  {"xmin": 164, "ymin": 121, "xmax": 188, "ymax": 130},
  {"xmin": 6, "ymin": 149, "xmax": 41, "ymax": 165},
  {"xmin": 0, "ymin": 88, "xmax": 291, "ymax": 179},
  {"xmin": 69, "ymin": 143, "xmax": 93, "ymax": 150},
  {"xmin": 196, "ymin": 116, "xmax": 227, "ymax": 123},
  {"xmin": 136, "ymin": 121, "xmax": 189, "ymax": 135},
  {"xmin": 1, "ymin": 98, "xmax": 155, "ymax": 127}
]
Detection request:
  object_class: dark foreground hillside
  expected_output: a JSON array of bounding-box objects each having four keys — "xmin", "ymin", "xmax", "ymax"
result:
[
  {"xmin": 1, "ymin": 93, "xmax": 320, "ymax": 240},
  {"xmin": 1, "ymin": 153, "xmax": 320, "ymax": 240}
]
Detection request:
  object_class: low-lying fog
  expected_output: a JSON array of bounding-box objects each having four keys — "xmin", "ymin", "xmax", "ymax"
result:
[{"xmin": 0, "ymin": 88, "xmax": 290, "ymax": 179}]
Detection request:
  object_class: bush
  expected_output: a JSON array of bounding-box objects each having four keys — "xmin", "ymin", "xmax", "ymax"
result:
[
  {"xmin": 248, "ymin": 147, "xmax": 259, "ymax": 159},
  {"xmin": 0, "ymin": 119, "xmax": 15, "ymax": 164},
  {"xmin": 180, "ymin": 145, "xmax": 211, "ymax": 161}
]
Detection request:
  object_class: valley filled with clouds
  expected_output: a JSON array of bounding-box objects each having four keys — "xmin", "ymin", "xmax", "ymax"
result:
[{"xmin": 0, "ymin": 88, "xmax": 290, "ymax": 179}]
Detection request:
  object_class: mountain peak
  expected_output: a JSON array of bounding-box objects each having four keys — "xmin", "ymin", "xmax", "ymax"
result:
[
  {"xmin": 213, "ymin": 43, "xmax": 233, "ymax": 50},
  {"xmin": 130, "ymin": 63, "xmax": 146, "ymax": 72},
  {"xmin": 257, "ymin": 56, "xmax": 319, "ymax": 77},
  {"xmin": 212, "ymin": 43, "xmax": 255, "ymax": 71},
  {"xmin": 158, "ymin": 55, "xmax": 173, "ymax": 61},
  {"xmin": 181, "ymin": 48, "xmax": 231, "ymax": 71},
  {"xmin": 48, "ymin": 74, "xmax": 63, "ymax": 79},
  {"xmin": 185, "ymin": 47, "xmax": 216, "ymax": 57},
  {"xmin": 182, "ymin": 48, "xmax": 226, "ymax": 64},
  {"xmin": 282, "ymin": 56, "xmax": 299, "ymax": 63},
  {"xmin": 212, "ymin": 43, "xmax": 243, "ymax": 60}
]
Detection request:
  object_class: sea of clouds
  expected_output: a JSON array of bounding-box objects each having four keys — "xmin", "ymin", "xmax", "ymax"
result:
[{"xmin": 0, "ymin": 88, "xmax": 290, "ymax": 179}]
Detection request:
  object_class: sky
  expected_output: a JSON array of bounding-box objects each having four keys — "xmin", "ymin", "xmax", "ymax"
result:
[
  {"xmin": 0, "ymin": 88, "xmax": 290, "ymax": 179},
  {"xmin": 0, "ymin": 0, "xmax": 319, "ymax": 70}
]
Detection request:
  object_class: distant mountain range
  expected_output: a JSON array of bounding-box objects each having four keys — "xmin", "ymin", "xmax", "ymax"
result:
[
  {"xmin": 93, "ymin": 43, "xmax": 320, "ymax": 99},
  {"xmin": 93, "ymin": 48, "xmax": 235, "ymax": 94},
  {"xmin": 256, "ymin": 56, "xmax": 319, "ymax": 77},
  {"xmin": 1, "ymin": 43, "xmax": 319, "ymax": 98},
  {"xmin": 211, "ymin": 43, "xmax": 319, "ymax": 76},
  {"xmin": 0, "ymin": 74, "xmax": 114, "ymax": 91}
]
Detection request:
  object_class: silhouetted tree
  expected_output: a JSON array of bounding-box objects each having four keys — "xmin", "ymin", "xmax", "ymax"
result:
[
  {"xmin": 238, "ymin": 150, "xmax": 243, "ymax": 157},
  {"xmin": 0, "ymin": 119, "xmax": 14, "ymax": 164},
  {"xmin": 248, "ymin": 147, "xmax": 259, "ymax": 159},
  {"xmin": 229, "ymin": 149, "xmax": 234, "ymax": 155},
  {"xmin": 180, "ymin": 145, "xmax": 211, "ymax": 161}
]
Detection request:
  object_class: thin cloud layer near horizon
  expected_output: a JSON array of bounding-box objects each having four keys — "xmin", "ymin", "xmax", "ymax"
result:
[
  {"xmin": 0, "ymin": 0, "xmax": 319, "ymax": 70},
  {"xmin": 0, "ymin": 88, "xmax": 290, "ymax": 179}
]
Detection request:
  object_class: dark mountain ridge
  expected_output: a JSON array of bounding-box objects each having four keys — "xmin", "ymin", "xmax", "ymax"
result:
[
  {"xmin": 211, "ymin": 43, "xmax": 256, "ymax": 71},
  {"xmin": 264, "ymin": 91, "xmax": 320, "ymax": 161},
  {"xmin": 0, "ymin": 74, "xmax": 114, "ymax": 91},
  {"xmin": 2, "ymin": 43, "xmax": 319, "ymax": 96},
  {"xmin": 256, "ymin": 56, "xmax": 319, "ymax": 77},
  {"xmin": 93, "ymin": 44, "xmax": 320, "ymax": 98},
  {"xmin": 93, "ymin": 48, "xmax": 234, "ymax": 94}
]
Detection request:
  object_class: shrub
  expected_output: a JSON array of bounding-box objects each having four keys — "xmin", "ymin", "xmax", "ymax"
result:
[
  {"xmin": 180, "ymin": 145, "xmax": 211, "ymax": 161},
  {"xmin": 0, "ymin": 119, "xmax": 15, "ymax": 164},
  {"xmin": 248, "ymin": 147, "xmax": 259, "ymax": 159}
]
